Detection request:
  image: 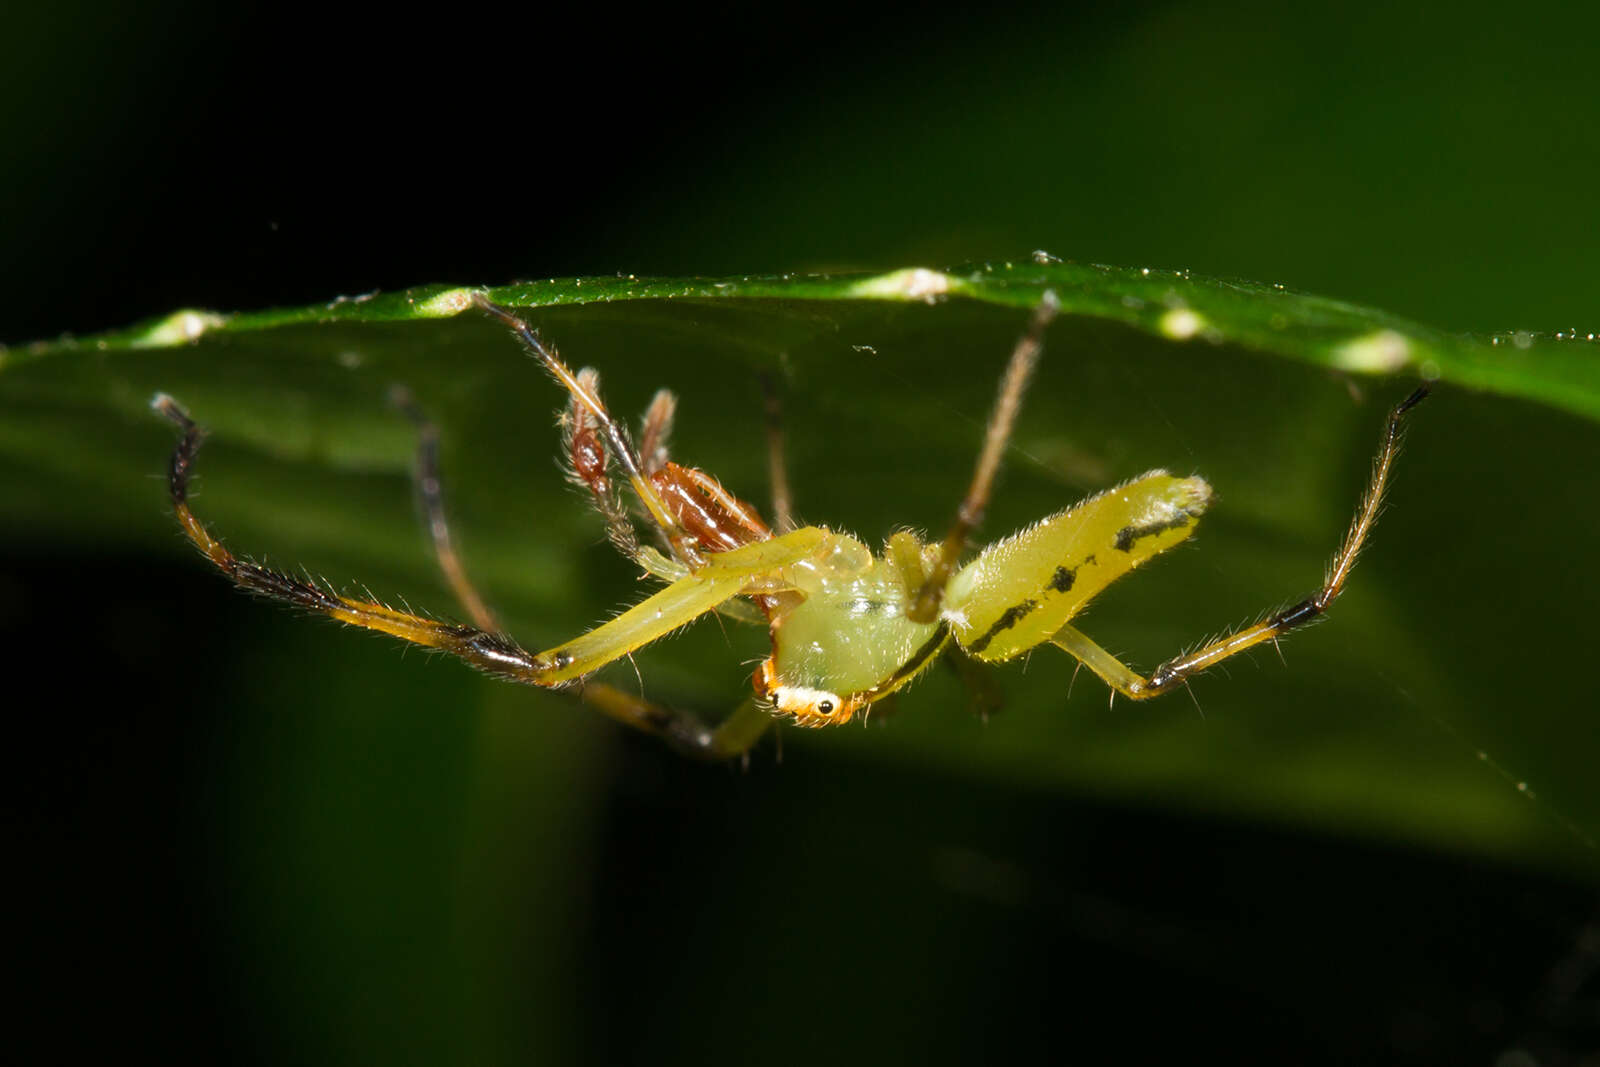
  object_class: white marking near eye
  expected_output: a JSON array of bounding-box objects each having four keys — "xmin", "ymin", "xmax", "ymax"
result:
[{"xmin": 770, "ymin": 685, "xmax": 844, "ymax": 718}]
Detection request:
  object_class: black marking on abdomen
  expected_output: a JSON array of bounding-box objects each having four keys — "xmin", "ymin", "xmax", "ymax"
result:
[
  {"xmin": 1114, "ymin": 512, "xmax": 1195, "ymax": 552},
  {"xmin": 1048, "ymin": 565, "xmax": 1075, "ymax": 593},
  {"xmin": 966, "ymin": 598, "xmax": 1040, "ymax": 655}
]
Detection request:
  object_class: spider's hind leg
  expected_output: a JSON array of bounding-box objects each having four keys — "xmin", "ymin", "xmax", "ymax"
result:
[{"xmin": 1050, "ymin": 385, "xmax": 1431, "ymax": 700}]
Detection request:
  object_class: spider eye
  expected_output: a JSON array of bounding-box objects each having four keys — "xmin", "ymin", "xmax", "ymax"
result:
[{"xmin": 817, "ymin": 699, "xmax": 835, "ymax": 715}]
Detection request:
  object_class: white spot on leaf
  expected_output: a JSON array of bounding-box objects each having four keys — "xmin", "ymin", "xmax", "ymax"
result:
[
  {"xmin": 1333, "ymin": 329, "xmax": 1413, "ymax": 373},
  {"xmin": 1159, "ymin": 308, "xmax": 1205, "ymax": 341},
  {"xmin": 134, "ymin": 310, "xmax": 225, "ymax": 347},
  {"xmin": 848, "ymin": 268, "xmax": 955, "ymax": 304}
]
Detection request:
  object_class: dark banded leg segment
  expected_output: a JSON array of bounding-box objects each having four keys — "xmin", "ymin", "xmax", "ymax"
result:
[
  {"xmin": 155, "ymin": 392, "xmax": 549, "ymax": 680},
  {"xmin": 1050, "ymin": 385, "xmax": 1430, "ymax": 700}
]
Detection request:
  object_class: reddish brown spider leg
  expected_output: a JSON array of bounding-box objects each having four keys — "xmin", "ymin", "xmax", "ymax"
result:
[
  {"xmin": 563, "ymin": 368, "xmax": 644, "ymax": 562},
  {"xmin": 475, "ymin": 295, "xmax": 772, "ymax": 569},
  {"xmin": 471, "ymin": 294, "xmax": 689, "ymax": 548},
  {"xmin": 638, "ymin": 388, "xmax": 676, "ymax": 477}
]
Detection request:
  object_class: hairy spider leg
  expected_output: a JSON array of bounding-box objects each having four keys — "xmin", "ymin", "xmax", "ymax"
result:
[
  {"xmin": 474, "ymin": 294, "xmax": 774, "ymax": 574},
  {"xmin": 909, "ymin": 291, "xmax": 1061, "ymax": 623},
  {"xmin": 392, "ymin": 387, "xmax": 770, "ymax": 755},
  {"xmin": 558, "ymin": 371, "xmax": 769, "ymax": 625},
  {"xmin": 627, "ymin": 340, "xmax": 791, "ymax": 538},
  {"xmin": 563, "ymin": 366, "xmax": 645, "ymax": 562},
  {"xmin": 638, "ymin": 388, "xmax": 675, "ymax": 476},
  {"xmin": 622, "ymin": 369, "xmax": 793, "ymax": 627},
  {"xmin": 1048, "ymin": 385, "xmax": 1431, "ymax": 700},
  {"xmin": 471, "ymin": 294, "xmax": 685, "ymax": 544},
  {"xmin": 152, "ymin": 394, "xmax": 826, "ymax": 756}
]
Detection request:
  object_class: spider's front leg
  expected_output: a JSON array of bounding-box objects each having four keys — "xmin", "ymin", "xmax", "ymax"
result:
[
  {"xmin": 151, "ymin": 394, "xmax": 816, "ymax": 758},
  {"xmin": 391, "ymin": 385, "xmax": 777, "ymax": 756}
]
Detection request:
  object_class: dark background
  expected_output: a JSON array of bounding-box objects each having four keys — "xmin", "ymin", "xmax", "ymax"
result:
[{"xmin": 5, "ymin": 2, "xmax": 1598, "ymax": 1064}]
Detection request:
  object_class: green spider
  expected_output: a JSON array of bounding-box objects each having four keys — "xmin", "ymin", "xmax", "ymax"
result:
[{"xmin": 153, "ymin": 292, "xmax": 1428, "ymax": 758}]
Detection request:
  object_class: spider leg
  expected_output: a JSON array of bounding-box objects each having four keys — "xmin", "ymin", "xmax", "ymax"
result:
[
  {"xmin": 389, "ymin": 384, "xmax": 503, "ymax": 631},
  {"xmin": 472, "ymin": 294, "xmax": 692, "ymax": 552},
  {"xmin": 391, "ymin": 386, "xmax": 766, "ymax": 753},
  {"xmin": 759, "ymin": 371, "xmax": 796, "ymax": 532},
  {"xmin": 153, "ymin": 395, "xmax": 823, "ymax": 757},
  {"xmin": 1049, "ymin": 385, "xmax": 1430, "ymax": 700},
  {"xmin": 155, "ymin": 392, "xmax": 542, "ymax": 673},
  {"xmin": 475, "ymin": 295, "xmax": 775, "ymax": 573},
  {"xmin": 581, "ymin": 690, "xmax": 776, "ymax": 759},
  {"xmin": 562, "ymin": 368, "xmax": 645, "ymax": 562},
  {"xmin": 909, "ymin": 291, "xmax": 1060, "ymax": 623},
  {"xmin": 941, "ymin": 645, "xmax": 1004, "ymax": 720},
  {"xmin": 638, "ymin": 388, "xmax": 675, "ymax": 477}
]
